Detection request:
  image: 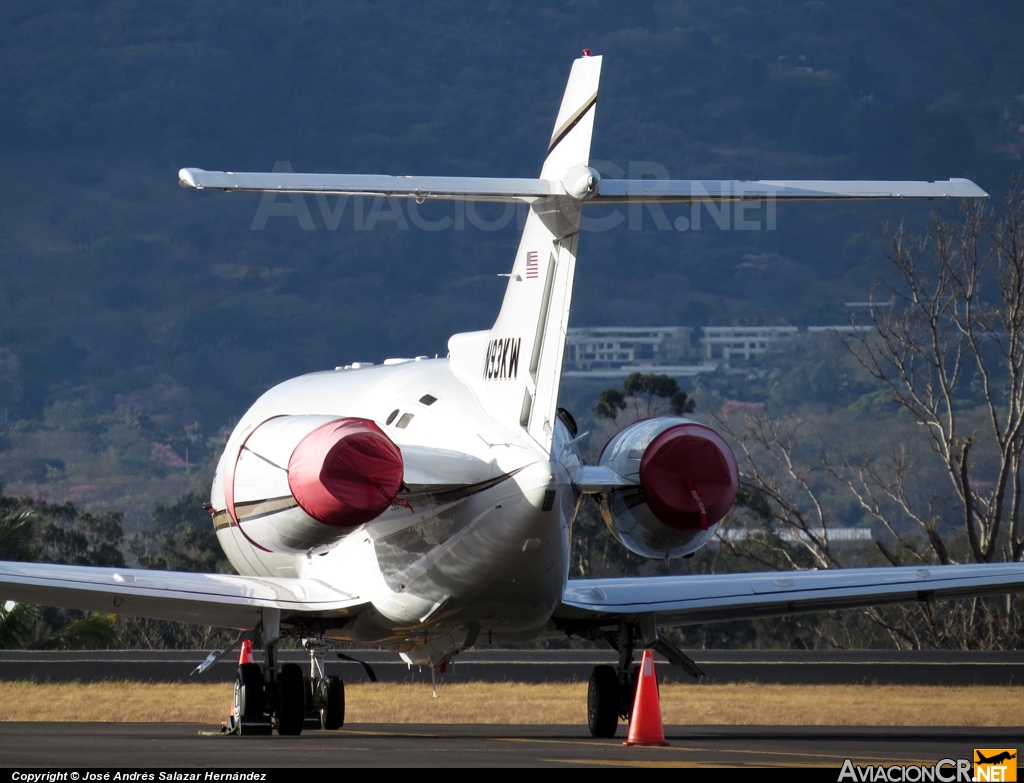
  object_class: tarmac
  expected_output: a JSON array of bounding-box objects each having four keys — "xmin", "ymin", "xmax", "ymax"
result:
[
  {"xmin": 0, "ymin": 723, "xmax": 1020, "ymax": 769},
  {"xmin": 1, "ymin": 650, "xmax": 1020, "ymax": 769}
]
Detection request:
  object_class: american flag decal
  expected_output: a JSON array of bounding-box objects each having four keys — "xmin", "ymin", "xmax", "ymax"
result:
[{"xmin": 526, "ymin": 251, "xmax": 539, "ymax": 279}]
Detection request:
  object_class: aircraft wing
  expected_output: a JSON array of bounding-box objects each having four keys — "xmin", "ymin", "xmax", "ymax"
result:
[
  {"xmin": 0, "ymin": 561, "xmax": 367, "ymax": 630},
  {"xmin": 554, "ymin": 563, "xmax": 1024, "ymax": 629}
]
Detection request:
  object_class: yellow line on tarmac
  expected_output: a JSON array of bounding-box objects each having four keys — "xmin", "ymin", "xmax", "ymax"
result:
[
  {"xmin": 548, "ymin": 759, "xmax": 727, "ymax": 768},
  {"xmin": 666, "ymin": 746, "xmax": 935, "ymax": 764},
  {"xmin": 707, "ymin": 748, "xmax": 944, "ymax": 766},
  {"xmin": 496, "ymin": 737, "xmax": 625, "ymax": 748},
  {"xmin": 499, "ymin": 736, "xmax": 862, "ymax": 763},
  {"xmin": 547, "ymin": 759, "xmax": 836, "ymax": 768},
  {"xmin": 341, "ymin": 728, "xmax": 945, "ymax": 768},
  {"xmin": 338, "ymin": 729, "xmax": 442, "ymax": 738}
]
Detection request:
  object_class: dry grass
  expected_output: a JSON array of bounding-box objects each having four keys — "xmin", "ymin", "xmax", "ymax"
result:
[{"xmin": 1, "ymin": 682, "xmax": 1022, "ymax": 726}]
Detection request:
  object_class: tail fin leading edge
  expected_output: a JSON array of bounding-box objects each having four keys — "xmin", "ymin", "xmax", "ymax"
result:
[{"xmin": 449, "ymin": 55, "xmax": 602, "ymax": 451}]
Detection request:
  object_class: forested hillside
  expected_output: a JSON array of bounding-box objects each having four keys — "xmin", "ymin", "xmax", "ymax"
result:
[{"xmin": 1, "ymin": 0, "xmax": 1023, "ymax": 529}]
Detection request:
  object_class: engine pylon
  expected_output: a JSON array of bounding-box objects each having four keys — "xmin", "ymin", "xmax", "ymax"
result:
[{"xmin": 624, "ymin": 650, "xmax": 669, "ymax": 747}]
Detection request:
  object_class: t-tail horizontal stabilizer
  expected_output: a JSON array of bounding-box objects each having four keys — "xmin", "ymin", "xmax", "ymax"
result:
[
  {"xmin": 179, "ymin": 53, "xmax": 988, "ymax": 454},
  {"xmin": 179, "ymin": 169, "xmax": 988, "ymax": 204}
]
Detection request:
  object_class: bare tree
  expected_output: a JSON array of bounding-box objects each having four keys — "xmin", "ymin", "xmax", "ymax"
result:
[
  {"xmin": 713, "ymin": 182, "xmax": 1024, "ymax": 649},
  {"xmin": 715, "ymin": 410, "xmax": 843, "ymax": 572},
  {"xmin": 717, "ymin": 405, "xmax": 1023, "ymax": 649},
  {"xmin": 846, "ymin": 182, "xmax": 1024, "ymax": 565}
]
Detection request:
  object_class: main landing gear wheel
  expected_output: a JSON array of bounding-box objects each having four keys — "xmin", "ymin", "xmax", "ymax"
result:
[
  {"xmin": 588, "ymin": 665, "xmax": 621, "ymax": 738},
  {"xmin": 320, "ymin": 675, "xmax": 345, "ymax": 730},
  {"xmin": 234, "ymin": 663, "xmax": 271, "ymax": 736},
  {"xmin": 275, "ymin": 663, "xmax": 305, "ymax": 736}
]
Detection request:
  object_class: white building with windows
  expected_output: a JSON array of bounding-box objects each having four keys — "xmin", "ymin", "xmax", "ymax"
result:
[
  {"xmin": 564, "ymin": 326, "xmax": 693, "ymax": 371},
  {"xmin": 701, "ymin": 325, "xmax": 799, "ymax": 363},
  {"xmin": 562, "ymin": 324, "xmax": 874, "ymax": 376}
]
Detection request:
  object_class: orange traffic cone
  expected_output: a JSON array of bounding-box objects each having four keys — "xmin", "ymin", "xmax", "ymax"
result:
[
  {"xmin": 239, "ymin": 639, "xmax": 254, "ymax": 665},
  {"xmin": 624, "ymin": 650, "xmax": 669, "ymax": 746}
]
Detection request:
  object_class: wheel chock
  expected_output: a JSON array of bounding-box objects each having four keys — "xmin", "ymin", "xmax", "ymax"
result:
[{"xmin": 237, "ymin": 717, "xmax": 273, "ymax": 736}]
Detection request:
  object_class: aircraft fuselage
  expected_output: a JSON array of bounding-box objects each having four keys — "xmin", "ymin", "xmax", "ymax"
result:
[{"xmin": 210, "ymin": 357, "xmax": 580, "ymax": 665}]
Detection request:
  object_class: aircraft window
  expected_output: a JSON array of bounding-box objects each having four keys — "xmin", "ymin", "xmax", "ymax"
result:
[
  {"xmin": 386, "ymin": 409, "xmax": 399, "ymax": 425},
  {"xmin": 396, "ymin": 413, "xmax": 415, "ymax": 428},
  {"xmin": 419, "ymin": 394, "xmax": 437, "ymax": 406}
]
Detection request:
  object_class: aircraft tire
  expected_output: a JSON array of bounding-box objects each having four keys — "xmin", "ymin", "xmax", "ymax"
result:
[
  {"xmin": 321, "ymin": 675, "xmax": 345, "ymax": 730},
  {"xmin": 276, "ymin": 663, "xmax": 305, "ymax": 736},
  {"xmin": 587, "ymin": 665, "xmax": 620, "ymax": 738},
  {"xmin": 234, "ymin": 663, "xmax": 265, "ymax": 719}
]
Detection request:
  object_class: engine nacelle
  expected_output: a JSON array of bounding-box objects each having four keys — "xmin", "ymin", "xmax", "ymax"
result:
[
  {"xmin": 222, "ymin": 415, "xmax": 403, "ymax": 554},
  {"xmin": 597, "ymin": 417, "xmax": 739, "ymax": 559}
]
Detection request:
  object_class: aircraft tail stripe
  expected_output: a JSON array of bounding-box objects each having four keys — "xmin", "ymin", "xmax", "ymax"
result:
[
  {"xmin": 528, "ymin": 251, "xmax": 557, "ymax": 383},
  {"xmin": 548, "ymin": 92, "xmax": 597, "ymax": 151}
]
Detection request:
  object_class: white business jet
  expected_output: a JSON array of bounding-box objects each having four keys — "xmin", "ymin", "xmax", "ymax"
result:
[{"xmin": 1, "ymin": 53, "xmax": 1015, "ymax": 738}]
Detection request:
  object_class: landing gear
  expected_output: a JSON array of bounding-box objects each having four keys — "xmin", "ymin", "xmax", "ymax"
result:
[
  {"xmin": 230, "ymin": 619, "xmax": 309, "ymax": 736},
  {"xmin": 302, "ymin": 639, "xmax": 346, "ymax": 730},
  {"xmin": 226, "ymin": 623, "xmax": 350, "ymax": 736},
  {"xmin": 320, "ymin": 675, "xmax": 345, "ymax": 730},
  {"xmin": 582, "ymin": 620, "xmax": 705, "ymax": 738},
  {"xmin": 586, "ymin": 622, "xmax": 640, "ymax": 738},
  {"xmin": 275, "ymin": 663, "xmax": 305, "ymax": 735},
  {"xmin": 587, "ymin": 665, "xmax": 620, "ymax": 738},
  {"xmin": 233, "ymin": 663, "xmax": 272, "ymax": 735},
  {"xmin": 303, "ymin": 677, "xmax": 321, "ymax": 731}
]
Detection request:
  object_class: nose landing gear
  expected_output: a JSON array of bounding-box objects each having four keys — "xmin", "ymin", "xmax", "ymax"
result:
[{"xmin": 302, "ymin": 640, "xmax": 345, "ymax": 731}]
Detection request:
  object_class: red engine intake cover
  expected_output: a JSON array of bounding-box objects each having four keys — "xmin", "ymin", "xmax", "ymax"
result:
[
  {"xmin": 638, "ymin": 422, "xmax": 739, "ymax": 532},
  {"xmin": 288, "ymin": 418, "xmax": 404, "ymax": 528}
]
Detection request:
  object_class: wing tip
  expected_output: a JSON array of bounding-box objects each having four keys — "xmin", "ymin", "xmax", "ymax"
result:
[
  {"xmin": 178, "ymin": 168, "xmax": 201, "ymax": 189},
  {"xmin": 949, "ymin": 178, "xmax": 989, "ymax": 198}
]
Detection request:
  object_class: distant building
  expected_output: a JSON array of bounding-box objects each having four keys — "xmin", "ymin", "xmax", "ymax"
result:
[
  {"xmin": 562, "ymin": 323, "xmax": 873, "ymax": 377},
  {"xmin": 564, "ymin": 326, "xmax": 693, "ymax": 371},
  {"xmin": 701, "ymin": 325, "xmax": 798, "ymax": 363},
  {"xmin": 806, "ymin": 325, "xmax": 870, "ymax": 335}
]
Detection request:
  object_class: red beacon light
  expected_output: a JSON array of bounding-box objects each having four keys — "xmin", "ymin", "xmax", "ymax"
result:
[{"xmin": 582, "ymin": 48, "xmax": 591, "ymax": 57}]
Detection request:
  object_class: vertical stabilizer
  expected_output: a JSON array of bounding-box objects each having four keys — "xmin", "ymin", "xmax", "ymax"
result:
[{"xmin": 449, "ymin": 55, "xmax": 601, "ymax": 451}]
